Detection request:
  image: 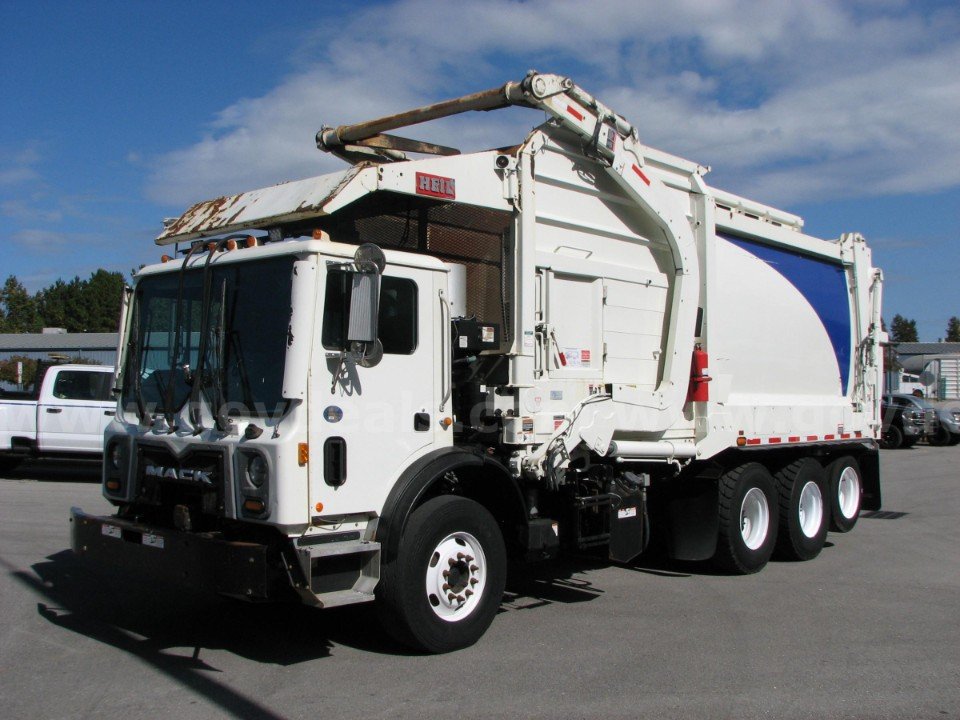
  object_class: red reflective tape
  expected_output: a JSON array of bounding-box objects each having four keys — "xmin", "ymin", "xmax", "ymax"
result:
[
  {"xmin": 855, "ymin": 431, "xmax": 863, "ymax": 438},
  {"xmin": 746, "ymin": 438, "xmax": 761, "ymax": 446},
  {"xmin": 566, "ymin": 104, "xmax": 584, "ymax": 121},
  {"xmin": 806, "ymin": 435, "xmax": 818, "ymax": 442},
  {"xmin": 841, "ymin": 433, "xmax": 851, "ymax": 439},
  {"xmin": 768, "ymin": 437, "xmax": 782, "ymax": 444},
  {"xmin": 824, "ymin": 434, "xmax": 835, "ymax": 440},
  {"xmin": 631, "ymin": 164, "xmax": 651, "ymax": 185},
  {"xmin": 788, "ymin": 436, "xmax": 800, "ymax": 443}
]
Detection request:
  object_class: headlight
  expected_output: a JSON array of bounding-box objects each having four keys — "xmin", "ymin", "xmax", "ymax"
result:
[
  {"xmin": 109, "ymin": 443, "xmax": 122, "ymax": 471},
  {"xmin": 246, "ymin": 455, "xmax": 268, "ymax": 488}
]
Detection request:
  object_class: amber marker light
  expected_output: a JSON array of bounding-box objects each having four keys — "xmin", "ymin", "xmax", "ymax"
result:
[
  {"xmin": 298, "ymin": 442, "xmax": 309, "ymax": 466},
  {"xmin": 315, "ymin": 502, "xmax": 324, "ymax": 513},
  {"xmin": 441, "ymin": 417, "xmax": 453, "ymax": 428},
  {"xmin": 105, "ymin": 480, "xmax": 121, "ymax": 491},
  {"xmin": 736, "ymin": 435, "xmax": 747, "ymax": 447},
  {"xmin": 161, "ymin": 254, "xmax": 172, "ymax": 263},
  {"xmin": 226, "ymin": 238, "xmax": 238, "ymax": 251},
  {"xmin": 243, "ymin": 498, "xmax": 265, "ymax": 513},
  {"xmin": 207, "ymin": 241, "xmax": 217, "ymax": 252},
  {"xmin": 245, "ymin": 235, "xmax": 257, "ymax": 248}
]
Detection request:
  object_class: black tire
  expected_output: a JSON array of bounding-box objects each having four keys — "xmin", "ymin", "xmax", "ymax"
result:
[
  {"xmin": 0, "ymin": 456, "xmax": 23, "ymax": 474},
  {"xmin": 901, "ymin": 438, "xmax": 917, "ymax": 449},
  {"xmin": 825, "ymin": 456, "xmax": 862, "ymax": 533},
  {"xmin": 713, "ymin": 463, "xmax": 778, "ymax": 574},
  {"xmin": 376, "ymin": 496, "xmax": 506, "ymax": 653},
  {"xmin": 949, "ymin": 434, "xmax": 960, "ymax": 446},
  {"xmin": 927, "ymin": 426, "xmax": 951, "ymax": 447},
  {"xmin": 881, "ymin": 424, "xmax": 903, "ymax": 449},
  {"xmin": 773, "ymin": 458, "xmax": 829, "ymax": 561}
]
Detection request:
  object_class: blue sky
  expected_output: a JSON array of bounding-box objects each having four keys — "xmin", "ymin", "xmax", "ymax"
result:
[{"xmin": 2, "ymin": 0, "xmax": 957, "ymax": 339}]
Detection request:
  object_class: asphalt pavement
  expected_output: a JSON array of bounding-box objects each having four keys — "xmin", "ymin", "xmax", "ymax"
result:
[{"xmin": 0, "ymin": 448, "xmax": 957, "ymax": 720}]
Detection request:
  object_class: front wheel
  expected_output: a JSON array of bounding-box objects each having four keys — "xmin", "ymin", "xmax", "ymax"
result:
[
  {"xmin": 773, "ymin": 458, "xmax": 829, "ymax": 561},
  {"xmin": 377, "ymin": 496, "xmax": 506, "ymax": 653},
  {"xmin": 881, "ymin": 425, "xmax": 903, "ymax": 449},
  {"xmin": 0, "ymin": 456, "xmax": 23, "ymax": 474},
  {"xmin": 713, "ymin": 463, "xmax": 778, "ymax": 574},
  {"xmin": 927, "ymin": 426, "xmax": 951, "ymax": 447}
]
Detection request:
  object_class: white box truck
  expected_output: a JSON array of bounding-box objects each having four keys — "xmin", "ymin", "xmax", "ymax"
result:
[{"xmin": 72, "ymin": 72, "xmax": 884, "ymax": 652}]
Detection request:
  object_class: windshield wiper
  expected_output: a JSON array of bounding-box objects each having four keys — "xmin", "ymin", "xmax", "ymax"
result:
[
  {"xmin": 186, "ymin": 242, "xmax": 221, "ymax": 434},
  {"xmin": 164, "ymin": 242, "xmax": 202, "ymax": 431},
  {"xmin": 211, "ymin": 278, "xmax": 232, "ymax": 432}
]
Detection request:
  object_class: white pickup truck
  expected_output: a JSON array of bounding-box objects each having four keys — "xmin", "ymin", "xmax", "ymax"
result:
[{"xmin": 0, "ymin": 363, "xmax": 115, "ymax": 471}]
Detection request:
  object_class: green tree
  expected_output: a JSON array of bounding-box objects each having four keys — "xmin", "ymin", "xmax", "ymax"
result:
[
  {"xmin": 37, "ymin": 277, "xmax": 86, "ymax": 331},
  {"xmin": 947, "ymin": 316, "xmax": 960, "ymax": 342},
  {"xmin": 0, "ymin": 355, "xmax": 38, "ymax": 388},
  {"xmin": 0, "ymin": 276, "xmax": 40, "ymax": 333},
  {"xmin": 890, "ymin": 314, "xmax": 919, "ymax": 343}
]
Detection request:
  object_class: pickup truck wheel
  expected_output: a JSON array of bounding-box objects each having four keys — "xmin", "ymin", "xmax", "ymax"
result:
[
  {"xmin": 0, "ymin": 456, "xmax": 23, "ymax": 473},
  {"xmin": 927, "ymin": 426, "xmax": 951, "ymax": 446},
  {"xmin": 713, "ymin": 463, "xmax": 778, "ymax": 574},
  {"xmin": 377, "ymin": 495, "xmax": 506, "ymax": 653},
  {"xmin": 773, "ymin": 458, "xmax": 828, "ymax": 561},
  {"xmin": 881, "ymin": 425, "xmax": 903, "ymax": 450},
  {"xmin": 825, "ymin": 457, "xmax": 861, "ymax": 533}
]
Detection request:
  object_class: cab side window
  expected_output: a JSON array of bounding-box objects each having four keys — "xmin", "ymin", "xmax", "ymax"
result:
[
  {"xmin": 52, "ymin": 371, "xmax": 113, "ymax": 401},
  {"xmin": 322, "ymin": 271, "xmax": 418, "ymax": 355}
]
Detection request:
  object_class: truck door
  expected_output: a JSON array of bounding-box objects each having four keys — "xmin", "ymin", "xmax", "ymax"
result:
[
  {"xmin": 38, "ymin": 368, "xmax": 114, "ymax": 453},
  {"xmin": 309, "ymin": 263, "xmax": 446, "ymax": 517}
]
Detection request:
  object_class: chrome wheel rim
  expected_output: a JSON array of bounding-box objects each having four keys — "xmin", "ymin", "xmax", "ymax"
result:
[
  {"xmin": 740, "ymin": 488, "xmax": 770, "ymax": 550},
  {"xmin": 424, "ymin": 532, "xmax": 487, "ymax": 622},
  {"xmin": 837, "ymin": 467, "xmax": 860, "ymax": 520},
  {"xmin": 798, "ymin": 480, "xmax": 824, "ymax": 538}
]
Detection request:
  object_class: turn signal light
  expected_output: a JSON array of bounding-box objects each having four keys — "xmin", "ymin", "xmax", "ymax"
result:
[
  {"xmin": 243, "ymin": 498, "xmax": 265, "ymax": 513},
  {"xmin": 736, "ymin": 436, "xmax": 747, "ymax": 447},
  {"xmin": 315, "ymin": 502, "xmax": 324, "ymax": 513},
  {"xmin": 226, "ymin": 238, "xmax": 238, "ymax": 251},
  {"xmin": 105, "ymin": 479, "xmax": 121, "ymax": 491},
  {"xmin": 160, "ymin": 254, "xmax": 172, "ymax": 263},
  {"xmin": 245, "ymin": 235, "xmax": 258, "ymax": 248},
  {"xmin": 298, "ymin": 442, "xmax": 309, "ymax": 466}
]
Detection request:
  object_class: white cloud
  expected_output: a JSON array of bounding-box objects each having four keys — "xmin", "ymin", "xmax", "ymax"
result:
[{"xmin": 146, "ymin": 1, "xmax": 960, "ymax": 209}]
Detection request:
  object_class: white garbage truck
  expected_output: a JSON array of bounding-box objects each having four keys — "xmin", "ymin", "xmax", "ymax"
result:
[{"xmin": 71, "ymin": 72, "xmax": 884, "ymax": 652}]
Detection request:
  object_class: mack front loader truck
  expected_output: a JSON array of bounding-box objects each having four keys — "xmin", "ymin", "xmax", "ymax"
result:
[{"xmin": 72, "ymin": 72, "xmax": 884, "ymax": 652}]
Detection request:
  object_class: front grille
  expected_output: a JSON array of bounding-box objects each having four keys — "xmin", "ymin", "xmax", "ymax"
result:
[{"xmin": 135, "ymin": 443, "xmax": 228, "ymax": 521}]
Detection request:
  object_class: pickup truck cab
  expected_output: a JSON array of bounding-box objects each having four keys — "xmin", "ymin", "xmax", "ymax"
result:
[{"xmin": 0, "ymin": 363, "xmax": 115, "ymax": 471}]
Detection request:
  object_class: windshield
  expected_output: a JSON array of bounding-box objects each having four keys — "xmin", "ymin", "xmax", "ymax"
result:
[{"xmin": 122, "ymin": 256, "xmax": 295, "ymax": 419}]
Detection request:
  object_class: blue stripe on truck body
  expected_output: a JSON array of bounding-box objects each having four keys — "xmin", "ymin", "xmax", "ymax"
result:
[{"xmin": 719, "ymin": 232, "xmax": 852, "ymax": 395}]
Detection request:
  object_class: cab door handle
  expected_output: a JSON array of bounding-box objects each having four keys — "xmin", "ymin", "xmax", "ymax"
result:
[
  {"xmin": 104, "ymin": 410, "xmax": 116, "ymax": 417},
  {"xmin": 46, "ymin": 408, "xmax": 63, "ymax": 414}
]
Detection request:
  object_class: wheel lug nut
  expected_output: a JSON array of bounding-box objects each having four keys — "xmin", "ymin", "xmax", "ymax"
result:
[
  {"xmin": 469, "ymin": 578, "xmax": 478, "ymax": 586},
  {"xmin": 447, "ymin": 593, "xmax": 456, "ymax": 601},
  {"xmin": 457, "ymin": 552, "xmax": 465, "ymax": 560},
  {"xmin": 442, "ymin": 570, "xmax": 449, "ymax": 578},
  {"xmin": 442, "ymin": 583, "xmax": 450, "ymax": 591},
  {"xmin": 456, "ymin": 595, "xmax": 465, "ymax": 603},
  {"xmin": 469, "ymin": 565, "xmax": 479, "ymax": 572},
  {"xmin": 448, "ymin": 558, "xmax": 456, "ymax": 567},
  {"xmin": 465, "ymin": 555, "xmax": 474, "ymax": 562},
  {"xmin": 465, "ymin": 589, "xmax": 474, "ymax": 597}
]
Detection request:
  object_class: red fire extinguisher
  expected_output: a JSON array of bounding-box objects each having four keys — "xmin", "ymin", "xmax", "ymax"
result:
[{"xmin": 687, "ymin": 344, "xmax": 711, "ymax": 403}]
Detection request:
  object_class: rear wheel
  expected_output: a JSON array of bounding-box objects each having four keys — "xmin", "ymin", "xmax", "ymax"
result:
[
  {"xmin": 376, "ymin": 496, "xmax": 506, "ymax": 653},
  {"xmin": 773, "ymin": 458, "xmax": 828, "ymax": 561},
  {"xmin": 826, "ymin": 456, "xmax": 862, "ymax": 533},
  {"xmin": 714, "ymin": 463, "xmax": 778, "ymax": 574}
]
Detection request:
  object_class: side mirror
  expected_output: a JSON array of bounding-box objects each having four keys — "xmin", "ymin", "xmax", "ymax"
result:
[{"xmin": 345, "ymin": 243, "xmax": 385, "ymax": 367}]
